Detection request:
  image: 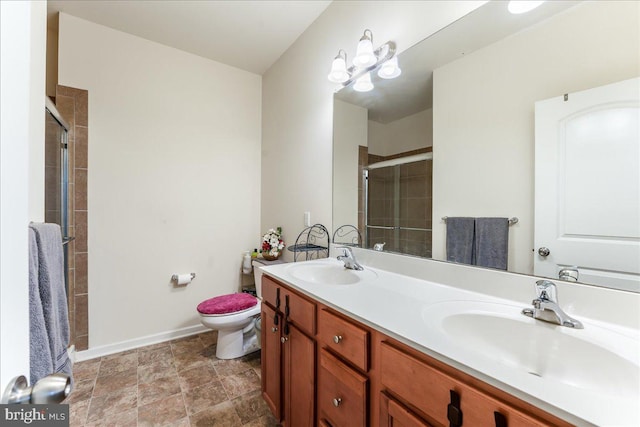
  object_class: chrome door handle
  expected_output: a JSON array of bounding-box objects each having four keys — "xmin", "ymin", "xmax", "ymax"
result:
[
  {"xmin": 1, "ymin": 374, "xmax": 71, "ymax": 404},
  {"xmin": 538, "ymin": 247, "xmax": 550, "ymax": 257}
]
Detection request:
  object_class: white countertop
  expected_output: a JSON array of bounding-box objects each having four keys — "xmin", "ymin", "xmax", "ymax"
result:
[{"xmin": 261, "ymin": 257, "xmax": 640, "ymax": 427}]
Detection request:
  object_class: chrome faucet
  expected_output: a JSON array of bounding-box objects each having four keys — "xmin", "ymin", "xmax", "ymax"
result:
[
  {"xmin": 522, "ymin": 280, "xmax": 583, "ymax": 328},
  {"xmin": 373, "ymin": 242, "xmax": 386, "ymax": 251},
  {"xmin": 337, "ymin": 247, "xmax": 364, "ymax": 271}
]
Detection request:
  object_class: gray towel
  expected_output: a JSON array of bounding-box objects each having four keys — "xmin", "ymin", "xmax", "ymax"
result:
[
  {"xmin": 446, "ymin": 217, "xmax": 475, "ymax": 265},
  {"xmin": 29, "ymin": 223, "xmax": 73, "ymax": 384},
  {"xmin": 474, "ymin": 217, "xmax": 509, "ymax": 270},
  {"xmin": 29, "ymin": 228, "xmax": 54, "ymax": 385}
]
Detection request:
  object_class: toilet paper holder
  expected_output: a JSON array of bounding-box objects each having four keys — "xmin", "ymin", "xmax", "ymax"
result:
[{"xmin": 171, "ymin": 273, "xmax": 196, "ymax": 282}]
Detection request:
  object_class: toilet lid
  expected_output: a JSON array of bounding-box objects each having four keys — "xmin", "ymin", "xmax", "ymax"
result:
[{"xmin": 197, "ymin": 293, "xmax": 258, "ymax": 315}]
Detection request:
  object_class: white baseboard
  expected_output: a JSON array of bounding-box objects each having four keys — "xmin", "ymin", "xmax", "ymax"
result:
[{"xmin": 74, "ymin": 324, "xmax": 210, "ymax": 362}]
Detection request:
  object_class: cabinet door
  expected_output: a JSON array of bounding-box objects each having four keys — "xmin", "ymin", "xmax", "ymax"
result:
[
  {"xmin": 380, "ymin": 393, "xmax": 432, "ymax": 427},
  {"xmin": 283, "ymin": 322, "xmax": 316, "ymax": 427},
  {"xmin": 380, "ymin": 342, "xmax": 555, "ymax": 427},
  {"xmin": 261, "ymin": 304, "xmax": 282, "ymax": 421}
]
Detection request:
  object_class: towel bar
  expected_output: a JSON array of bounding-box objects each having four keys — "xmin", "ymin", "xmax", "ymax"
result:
[
  {"xmin": 62, "ymin": 236, "xmax": 76, "ymax": 246},
  {"xmin": 442, "ymin": 216, "xmax": 518, "ymax": 225}
]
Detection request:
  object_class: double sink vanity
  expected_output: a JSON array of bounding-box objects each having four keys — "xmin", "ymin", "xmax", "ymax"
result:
[{"xmin": 259, "ymin": 247, "xmax": 639, "ymax": 427}]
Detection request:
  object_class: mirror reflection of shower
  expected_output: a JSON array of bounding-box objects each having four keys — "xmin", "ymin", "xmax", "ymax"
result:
[
  {"xmin": 363, "ymin": 152, "xmax": 433, "ymax": 258},
  {"xmin": 44, "ymin": 98, "xmax": 71, "ymax": 286}
]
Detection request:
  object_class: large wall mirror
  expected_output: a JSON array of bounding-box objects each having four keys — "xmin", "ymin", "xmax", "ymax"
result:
[{"xmin": 332, "ymin": 0, "xmax": 640, "ymax": 292}]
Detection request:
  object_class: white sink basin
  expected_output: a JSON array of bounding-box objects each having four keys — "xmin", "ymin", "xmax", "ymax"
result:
[
  {"xmin": 422, "ymin": 301, "xmax": 640, "ymax": 396},
  {"xmin": 286, "ymin": 261, "xmax": 377, "ymax": 285}
]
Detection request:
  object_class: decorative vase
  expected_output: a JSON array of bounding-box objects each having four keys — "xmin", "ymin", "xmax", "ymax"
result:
[{"xmin": 262, "ymin": 252, "xmax": 281, "ymax": 261}]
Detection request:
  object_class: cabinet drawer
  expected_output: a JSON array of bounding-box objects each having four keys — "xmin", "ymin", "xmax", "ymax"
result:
[
  {"xmin": 318, "ymin": 309, "xmax": 369, "ymax": 371},
  {"xmin": 282, "ymin": 287, "xmax": 315, "ymax": 336},
  {"xmin": 262, "ymin": 276, "xmax": 282, "ymax": 310},
  {"xmin": 262, "ymin": 276, "xmax": 316, "ymax": 335},
  {"xmin": 380, "ymin": 342, "xmax": 549, "ymax": 427},
  {"xmin": 318, "ymin": 349, "xmax": 367, "ymax": 427}
]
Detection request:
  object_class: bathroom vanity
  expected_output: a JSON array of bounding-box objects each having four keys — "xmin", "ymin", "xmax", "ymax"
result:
[{"xmin": 260, "ymin": 254, "xmax": 640, "ymax": 427}]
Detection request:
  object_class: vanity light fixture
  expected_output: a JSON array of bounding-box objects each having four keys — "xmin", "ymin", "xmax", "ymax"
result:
[
  {"xmin": 353, "ymin": 72, "xmax": 374, "ymax": 92},
  {"xmin": 327, "ymin": 29, "xmax": 400, "ymax": 92},
  {"xmin": 508, "ymin": 1, "xmax": 545, "ymax": 15}
]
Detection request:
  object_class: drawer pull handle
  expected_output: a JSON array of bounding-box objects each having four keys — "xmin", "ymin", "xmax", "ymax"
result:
[
  {"xmin": 281, "ymin": 336, "xmax": 288, "ymax": 343},
  {"xmin": 333, "ymin": 335, "xmax": 343, "ymax": 344},
  {"xmin": 332, "ymin": 398, "xmax": 342, "ymax": 407},
  {"xmin": 447, "ymin": 390, "xmax": 463, "ymax": 427},
  {"xmin": 271, "ymin": 327, "xmax": 278, "ymax": 333}
]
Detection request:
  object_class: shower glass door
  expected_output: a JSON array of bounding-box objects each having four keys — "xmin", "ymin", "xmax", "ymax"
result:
[
  {"xmin": 365, "ymin": 157, "xmax": 432, "ymax": 258},
  {"xmin": 44, "ymin": 99, "xmax": 70, "ymax": 287}
]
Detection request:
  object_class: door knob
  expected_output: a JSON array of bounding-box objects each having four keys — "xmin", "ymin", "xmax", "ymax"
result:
[
  {"xmin": 538, "ymin": 247, "xmax": 550, "ymax": 257},
  {"xmin": 1, "ymin": 374, "xmax": 71, "ymax": 404}
]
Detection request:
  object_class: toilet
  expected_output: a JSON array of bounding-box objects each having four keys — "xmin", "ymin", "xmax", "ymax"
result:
[{"xmin": 197, "ymin": 258, "xmax": 280, "ymax": 359}]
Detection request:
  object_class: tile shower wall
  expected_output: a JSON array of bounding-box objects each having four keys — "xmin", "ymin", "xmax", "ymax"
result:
[
  {"xmin": 56, "ymin": 85, "xmax": 89, "ymax": 351},
  {"xmin": 360, "ymin": 147, "xmax": 433, "ymax": 258}
]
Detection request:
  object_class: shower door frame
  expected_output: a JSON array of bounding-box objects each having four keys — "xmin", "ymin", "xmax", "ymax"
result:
[
  {"xmin": 363, "ymin": 152, "xmax": 433, "ymax": 254},
  {"xmin": 44, "ymin": 97, "xmax": 71, "ymax": 242}
]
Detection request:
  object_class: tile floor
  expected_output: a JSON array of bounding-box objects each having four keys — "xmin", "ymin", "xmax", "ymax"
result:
[{"xmin": 66, "ymin": 331, "xmax": 279, "ymax": 426}]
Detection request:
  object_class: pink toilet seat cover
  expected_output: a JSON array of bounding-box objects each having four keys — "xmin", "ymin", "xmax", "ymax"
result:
[{"xmin": 197, "ymin": 293, "xmax": 258, "ymax": 315}]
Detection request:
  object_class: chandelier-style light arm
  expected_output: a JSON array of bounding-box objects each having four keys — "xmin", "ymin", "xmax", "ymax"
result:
[{"xmin": 341, "ymin": 41, "xmax": 396, "ymax": 89}]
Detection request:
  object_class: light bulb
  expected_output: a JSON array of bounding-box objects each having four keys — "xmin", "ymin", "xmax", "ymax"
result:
[
  {"xmin": 353, "ymin": 37, "xmax": 376, "ymax": 68},
  {"xmin": 353, "ymin": 72, "xmax": 373, "ymax": 92},
  {"xmin": 377, "ymin": 56, "xmax": 401, "ymax": 79},
  {"xmin": 508, "ymin": 1, "xmax": 545, "ymax": 14},
  {"xmin": 327, "ymin": 56, "xmax": 349, "ymax": 83}
]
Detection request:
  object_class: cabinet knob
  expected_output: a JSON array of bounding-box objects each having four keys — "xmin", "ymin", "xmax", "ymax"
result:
[
  {"xmin": 271, "ymin": 327, "xmax": 278, "ymax": 333},
  {"xmin": 280, "ymin": 336, "xmax": 288, "ymax": 344},
  {"xmin": 332, "ymin": 397, "xmax": 342, "ymax": 407},
  {"xmin": 333, "ymin": 335, "xmax": 343, "ymax": 344}
]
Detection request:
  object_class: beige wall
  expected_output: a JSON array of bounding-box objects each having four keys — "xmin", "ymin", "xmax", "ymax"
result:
[
  {"xmin": 261, "ymin": 1, "xmax": 483, "ymax": 255},
  {"xmin": 333, "ymin": 99, "xmax": 367, "ymax": 229},
  {"xmin": 432, "ymin": 1, "xmax": 640, "ymax": 274},
  {"xmin": 368, "ymin": 108, "xmax": 433, "ymax": 157},
  {"xmin": 58, "ymin": 14, "xmax": 262, "ymax": 349}
]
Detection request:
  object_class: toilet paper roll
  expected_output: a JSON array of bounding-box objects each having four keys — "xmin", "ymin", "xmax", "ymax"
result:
[{"xmin": 175, "ymin": 274, "xmax": 193, "ymax": 285}]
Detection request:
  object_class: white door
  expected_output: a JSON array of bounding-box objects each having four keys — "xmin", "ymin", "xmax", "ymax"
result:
[
  {"xmin": 534, "ymin": 77, "xmax": 640, "ymax": 292},
  {"xmin": 0, "ymin": 0, "xmax": 41, "ymax": 392}
]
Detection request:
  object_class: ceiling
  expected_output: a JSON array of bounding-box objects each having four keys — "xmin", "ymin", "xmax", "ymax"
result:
[{"xmin": 47, "ymin": 0, "xmax": 331, "ymax": 75}]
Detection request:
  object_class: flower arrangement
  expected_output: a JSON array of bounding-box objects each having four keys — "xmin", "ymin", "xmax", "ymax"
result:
[{"xmin": 261, "ymin": 227, "xmax": 285, "ymax": 259}]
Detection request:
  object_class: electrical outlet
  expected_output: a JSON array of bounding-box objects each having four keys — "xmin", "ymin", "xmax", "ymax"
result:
[{"xmin": 304, "ymin": 211, "xmax": 311, "ymax": 227}]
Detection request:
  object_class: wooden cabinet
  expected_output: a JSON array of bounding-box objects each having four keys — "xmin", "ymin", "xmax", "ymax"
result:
[
  {"xmin": 261, "ymin": 276, "xmax": 316, "ymax": 426},
  {"xmin": 378, "ymin": 341, "xmax": 569, "ymax": 427},
  {"xmin": 380, "ymin": 393, "xmax": 433, "ymax": 427},
  {"xmin": 261, "ymin": 303, "xmax": 282, "ymax": 420},
  {"xmin": 318, "ymin": 349, "xmax": 368, "ymax": 427},
  {"xmin": 283, "ymin": 322, "xmax": 315, "ymax": 427},
  {"xmin": 318, "ymin": 308, "xmax": 369, "ymax": 372},
  {"xmin": 261, "ymin": 276, "xmax": 572, "ymax": 427}
]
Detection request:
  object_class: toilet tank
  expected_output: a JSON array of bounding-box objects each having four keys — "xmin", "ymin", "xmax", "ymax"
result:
[{"xmin": 252, "ymin": 259, "xmax": 285, "ymax": 299}]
